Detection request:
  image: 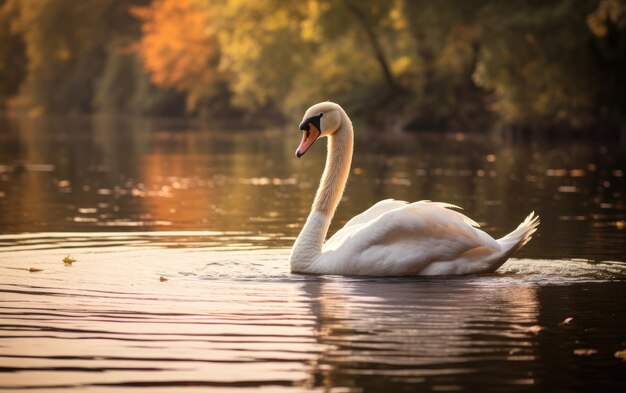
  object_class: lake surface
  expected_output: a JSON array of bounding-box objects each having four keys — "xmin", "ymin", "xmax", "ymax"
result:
[{"xmin": 1, "ymin": 114, "xmax": 625, "ymax": 392}]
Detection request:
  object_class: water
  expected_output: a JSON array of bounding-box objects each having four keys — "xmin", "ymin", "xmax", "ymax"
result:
[{"xmin": 1, "ymin": 115, "xmax": 625, "ymax": 392}]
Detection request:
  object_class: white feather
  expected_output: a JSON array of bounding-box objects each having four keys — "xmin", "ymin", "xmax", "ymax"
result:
[{"xmin": 290, "ymin": 102, "xmax": 539, "ymax": 276}]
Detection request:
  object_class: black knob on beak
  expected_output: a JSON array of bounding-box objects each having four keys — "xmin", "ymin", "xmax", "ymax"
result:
[
  {"xmin": 299, "ymin": 119, "xmax": 310, "ymax": 131},
  {"xmin": 299, "ymin": 113, "xmax": 323, "ymax": 133}
]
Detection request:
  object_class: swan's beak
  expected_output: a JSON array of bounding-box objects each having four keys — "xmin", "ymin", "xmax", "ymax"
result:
[{"xmin": 296, "ymin": 115, "xmax": 322, "ymax": 158}]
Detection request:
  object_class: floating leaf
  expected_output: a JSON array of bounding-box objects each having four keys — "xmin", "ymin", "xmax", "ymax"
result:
[{"xmin": 63, "ymin": 255, "xmax": 76, "ymax": 265}]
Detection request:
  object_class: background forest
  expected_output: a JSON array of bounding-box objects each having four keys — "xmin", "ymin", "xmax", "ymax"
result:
[{"xmin": 1, "ymin": 0, "xmax": 625, "ymax": 131}]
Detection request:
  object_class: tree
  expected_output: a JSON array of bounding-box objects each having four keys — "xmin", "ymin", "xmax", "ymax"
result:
[
  {"xmin": 131, "ymin": 0, "xmax": 224, "ymax": 113},
  {"xmin": 0, "ymin": 0, "xmax": 27, "ymax": 108},
  {"xmin": 474, "ymin": 1, "xmax": 602, "ymax": 128},
  {"xmin": 586, "ymin": 0, "xmax": 626, "ymax": 126},
  {"xmin": 216, "ymin": 0, "xmax": 416, "ymax": 119},
  {"xmin": 7, "ymin": 0, "xmax": 146, "ymax": 113}
]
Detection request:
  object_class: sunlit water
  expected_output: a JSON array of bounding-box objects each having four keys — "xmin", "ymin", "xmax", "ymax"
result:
[{"xmin": 1, "ymin": 115, "xmax": 625, "ymax": 392}]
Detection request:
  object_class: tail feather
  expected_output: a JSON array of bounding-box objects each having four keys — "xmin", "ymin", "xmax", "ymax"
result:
[{"xmin": 497, "ymin": 211, "xmax": 540, "ymax": 256}]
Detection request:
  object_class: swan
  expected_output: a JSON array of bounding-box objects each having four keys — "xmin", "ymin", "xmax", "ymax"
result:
[{"xmin": 289, "ymin": 101, "xmax": 539, "ymax": 276}]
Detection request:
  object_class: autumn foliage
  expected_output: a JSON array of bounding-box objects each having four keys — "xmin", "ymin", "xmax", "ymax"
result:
[
  {"xmin": 131, "ymin": 0, "xmax": 219, "ymax": 111},
  {"xmin": 0, "ymin": 0, "xmax": 625, "ymax": 130}
]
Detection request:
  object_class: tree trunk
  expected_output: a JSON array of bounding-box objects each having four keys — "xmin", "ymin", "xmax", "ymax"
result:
[{"xmin": 341, "ymin": 0, "xmax": 399, "ymax": 92}]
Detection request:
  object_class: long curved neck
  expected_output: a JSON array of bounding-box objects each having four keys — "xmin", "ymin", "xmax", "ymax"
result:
[{"xmin": 290, "ymin": 112, "xmax": 354, "ymax": 272}]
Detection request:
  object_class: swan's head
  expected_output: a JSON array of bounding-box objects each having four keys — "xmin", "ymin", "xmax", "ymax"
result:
[{"xmin": 296, "ymin": 101, "xmax": 344, "ymax": 158}]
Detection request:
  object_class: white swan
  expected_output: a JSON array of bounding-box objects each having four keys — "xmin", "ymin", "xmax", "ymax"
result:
[{"xmin": 290, "ymin": 102, "xmax": 539, "ymax": 276}]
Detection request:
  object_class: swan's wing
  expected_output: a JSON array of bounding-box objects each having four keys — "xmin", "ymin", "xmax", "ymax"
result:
[
  {"xmin": 319, "ymin": 201, "xmax": 500, "ymax": 275},
  {"xmin": 342, "ymin": 199, "xmax": 409, "ymax": 227},
  {"xmin": 325, "ymin": 199, "xmax": 408, "ymax": 250}
]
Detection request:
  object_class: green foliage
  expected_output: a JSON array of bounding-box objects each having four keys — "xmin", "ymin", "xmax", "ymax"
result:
[
  {"xmin": 95, "ymin": 48, "xmax": 186, "ymax": 116},
  {"xmin": 217, "ymin": 0, "xmax": 414, "ymax": 119},
  {"xmin": 0, "ymin": 0, "xmax": 625, "ymax": 130},
  {"xmin": 0, "ymin": 0, "xmax": 27, "ymax": 108},
  {"xmin": 9, "ymin": 0, "xmax": 130, "ymax": 112},
  {"xmin": 587, "ymin": 0, "xmax": 626, "ymax": 124},
  {"xmin": 474, "ymin": 1, "xmax": 600, "ymax": 127},
  {"xmin": 4, "ymin": 0, "xmax": 187, "ymax": 116},
  {"xmin": 216, "ymin": 1, "xmax": 310, "ymax": 111}
]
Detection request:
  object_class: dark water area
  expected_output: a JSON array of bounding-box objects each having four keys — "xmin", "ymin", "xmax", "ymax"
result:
[{"xmin": 0, "ymin": 114, "xmax": 625, "ymax": 392}]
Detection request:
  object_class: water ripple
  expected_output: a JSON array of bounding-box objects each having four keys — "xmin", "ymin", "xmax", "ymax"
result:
[{"xmin": 1, "ymin": 235, "xmax": 625, "ymax": 391}]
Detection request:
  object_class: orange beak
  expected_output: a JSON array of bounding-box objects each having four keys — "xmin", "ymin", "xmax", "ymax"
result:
[
  {"xmin": 296, "ymin": 124, "xmax": 321, "ymax": 158},
  {"xmin": 296, "ymin": 114, "xmax": 323, "ymax": 158}
]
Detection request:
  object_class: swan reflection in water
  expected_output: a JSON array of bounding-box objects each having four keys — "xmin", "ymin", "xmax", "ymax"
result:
[{"xmin": 299, "ymin": 278, "xmax": 539, "ymax": 391}]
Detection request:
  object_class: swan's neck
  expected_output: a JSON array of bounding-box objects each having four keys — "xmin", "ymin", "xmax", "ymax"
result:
[{"xmin": 290, "ymin": 113, "xmax": 353, "ymax": 272}]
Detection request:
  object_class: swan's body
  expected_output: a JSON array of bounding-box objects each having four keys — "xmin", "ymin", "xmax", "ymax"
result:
[{"xmin": 290, "ymin": 102, "xmax": 539, "ymax": 276}]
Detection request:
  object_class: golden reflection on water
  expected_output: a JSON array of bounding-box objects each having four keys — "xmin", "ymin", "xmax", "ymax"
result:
[
  {"xmin": 1, "ymin": 114, "xmax": 625, "ymax": 260},
  {"xmin": 1, "ymin": 115, "xmax": 626, "ymax": 391}
]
